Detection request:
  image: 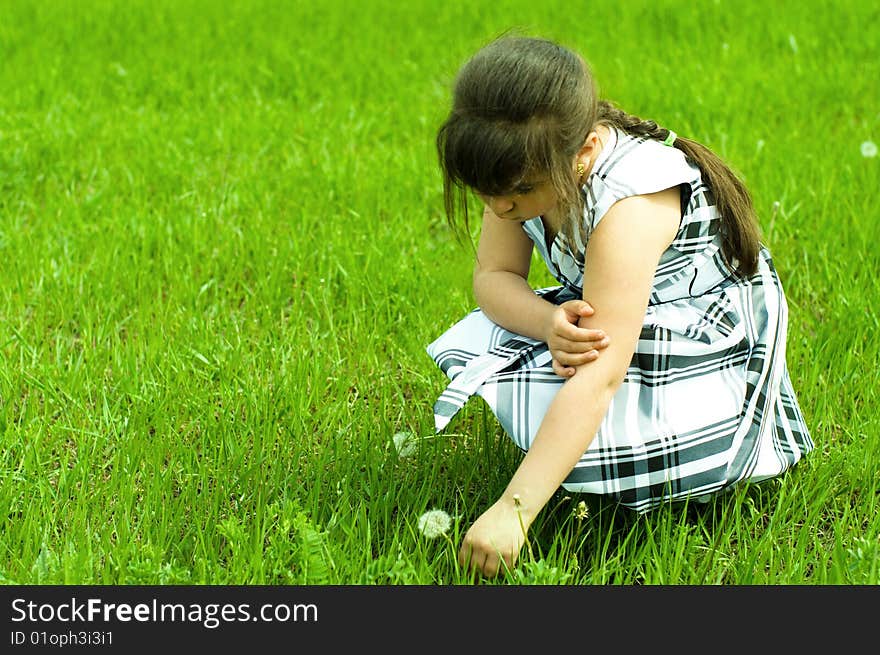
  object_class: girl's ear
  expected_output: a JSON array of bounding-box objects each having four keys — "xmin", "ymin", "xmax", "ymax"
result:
[
  {"xmin": 577, "ymin": 130, "xmax": 601, "ymax": 160},
  {"xmin": 575, "ymin": 130, "xmax": 604, "ymax": 180}
]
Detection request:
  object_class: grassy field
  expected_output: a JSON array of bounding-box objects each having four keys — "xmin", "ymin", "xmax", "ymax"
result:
[{"xmin": 0, "ymin": 0, "xmax": 878, "ymax": 585}]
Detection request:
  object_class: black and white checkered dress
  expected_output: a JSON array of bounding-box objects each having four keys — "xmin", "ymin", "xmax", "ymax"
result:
[{"xmin": 426, "ymin": 128, "xmax": 813, "ymax": 512}]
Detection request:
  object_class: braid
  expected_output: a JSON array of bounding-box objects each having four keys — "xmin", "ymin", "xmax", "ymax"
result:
[
  {"xmin": 597, "ymin": 100, "xmax": 760, "ymax": 277},
  {"xmin": 598, "ymin": 100, "xmax": 671, "ymax": 142}
]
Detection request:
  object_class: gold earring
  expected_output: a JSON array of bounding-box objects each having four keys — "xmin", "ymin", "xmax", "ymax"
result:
[{"xmin": 576, "ymin": 161, "xmax": 586, "ymax": 178}]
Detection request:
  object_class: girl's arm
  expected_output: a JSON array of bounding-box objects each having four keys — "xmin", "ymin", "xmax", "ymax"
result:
[
  {"xmin": 458, "ymin": 187, "xmax": 682, "ymax": 577},
  {"xmin": 474, "ymin": 206, "xmax": 604, "ymax": 370},
  {"xmin": 471, "ymin": 204, "xmax": 554, "ymax": 341}
]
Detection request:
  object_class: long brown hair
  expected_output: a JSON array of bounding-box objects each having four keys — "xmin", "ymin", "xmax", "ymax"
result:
[{"xmin": 436, "ymin": 35, "xmax": 761, "ymax": 277}]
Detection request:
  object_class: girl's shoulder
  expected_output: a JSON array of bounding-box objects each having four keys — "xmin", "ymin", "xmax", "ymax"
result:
[{"xmin": 583, "ymin": 129, "xmax": 702, "ymax": 234}]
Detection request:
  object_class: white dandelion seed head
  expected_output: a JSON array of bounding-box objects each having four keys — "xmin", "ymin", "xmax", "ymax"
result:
[
  {"xmin": 861, "ymin": 140, "xmax": 877, "ymax": 158},
  {"xmin": 417, "ymin": 509, "xmax": 452, "ymax": 539},
  {"xmin": 392, "ymin": 431, "xmax": 418, "ymax": 457}
]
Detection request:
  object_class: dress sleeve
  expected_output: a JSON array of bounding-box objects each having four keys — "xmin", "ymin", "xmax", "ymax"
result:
[{"xmin": 587, "ymin": 138, "xmax": 699, "ymax": 232}]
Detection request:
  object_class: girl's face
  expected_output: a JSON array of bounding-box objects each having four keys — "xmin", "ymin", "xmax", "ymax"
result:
[{"xmin": 476, "ymin": 176, "xmax": 560, "ymax": 222}]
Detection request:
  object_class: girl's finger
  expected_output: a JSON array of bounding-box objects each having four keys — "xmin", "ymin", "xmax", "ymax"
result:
[
  {"xmin": 556, "ymin": 337, "xmax": 605, "ymax": 353},
  {"xmin": 483, "ymin": 553, "xmax": 500, "ymax": 578},
  {"xmin": 562, "ymin": 324, "xmax": 606, "ymax": 342},
  {"xmin": 556, "ymin": 350, "xmax": 599, "ymax": 367},
  {"xmin": 552, "ymin": 359, "xmax": 576, "ymax": 377}
]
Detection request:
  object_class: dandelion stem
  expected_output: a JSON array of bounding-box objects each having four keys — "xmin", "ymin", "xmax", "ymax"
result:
[{"xmin": 512, "ymin": 494, "xmax": 534, "ymax": 560}]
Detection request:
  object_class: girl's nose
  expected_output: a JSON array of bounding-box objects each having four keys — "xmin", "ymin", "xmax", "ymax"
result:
[{"xmin": 488, "ymin": 195, "xmax": 514, "ymax": 216}]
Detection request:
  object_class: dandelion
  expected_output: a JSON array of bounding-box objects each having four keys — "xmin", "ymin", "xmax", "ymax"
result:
[
  {"xmin": 770, "ymin": 201, "xmax": 782, "ymax": 224},
  {"xmin": 574, "ymin": 500, "xmax": 589, "ymax": 520},
  {"xmin": 417, "ymin": 509, "xmax": 452, "ymax": 539},
  {"xmin": 861, "ymin": 140, "xmax": 878, "ymax": 158},
  {"xmin": 392, "ymin": 431, "xmax": 418, "ymax": 457}
]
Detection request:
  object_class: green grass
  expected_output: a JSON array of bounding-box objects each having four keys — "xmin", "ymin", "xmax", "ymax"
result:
[{"xmin": 0, "ymin": 0, "xmax": 878, "ymax": 585}]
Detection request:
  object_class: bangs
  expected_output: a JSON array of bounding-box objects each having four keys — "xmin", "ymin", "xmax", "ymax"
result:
[{"xmin": 438, "ymin": 115, "xmax": 554, "ymax": 196}]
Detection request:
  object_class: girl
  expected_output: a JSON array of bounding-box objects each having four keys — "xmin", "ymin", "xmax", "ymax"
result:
[{"xmin": 426, "ymin": 36, "xmax": 813, "ymax": 578}]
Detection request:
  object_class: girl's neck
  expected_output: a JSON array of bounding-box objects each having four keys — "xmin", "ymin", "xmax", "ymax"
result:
[{"xmin": 541, "ymin": 209, "xmax": 561, "ymax": 247}]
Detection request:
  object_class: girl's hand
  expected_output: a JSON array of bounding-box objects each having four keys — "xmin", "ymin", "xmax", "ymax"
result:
[
  {"xmin": 458, "ymin": 497, "xmax": 530, "ymax": 578},
  {"xmin": 546, "ymin": 300, "xmax": 610, "ymax": 377}
]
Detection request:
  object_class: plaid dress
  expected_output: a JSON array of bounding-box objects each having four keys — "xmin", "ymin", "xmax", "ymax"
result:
[{"xmin": 426, "ymin": 128, "xmax": 813, "ymax": 512}]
